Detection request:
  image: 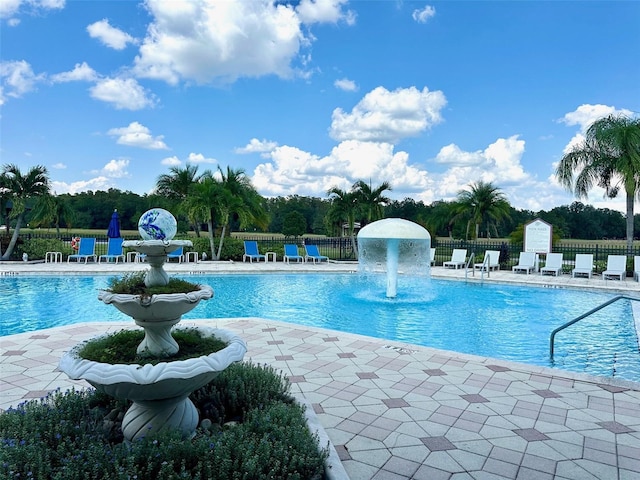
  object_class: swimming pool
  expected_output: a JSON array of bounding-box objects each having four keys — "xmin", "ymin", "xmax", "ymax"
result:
[{"xmin": 2, "ymin": 274, "xmax": 639, "ymax": 382}]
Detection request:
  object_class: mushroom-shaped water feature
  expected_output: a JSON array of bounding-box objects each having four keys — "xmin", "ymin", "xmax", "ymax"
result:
[
  {"xmin": 59, "ymin": 208, "xmax": 247, "ymax": 443},
  {"xmin": 357, "ymin": 218, "xmax": 431, "ymax": 298}
]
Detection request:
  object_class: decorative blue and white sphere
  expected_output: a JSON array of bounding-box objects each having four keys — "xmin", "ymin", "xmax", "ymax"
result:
[{"xmin": 138, "ymin": 208, "xmax": 177, "ymax": 241}]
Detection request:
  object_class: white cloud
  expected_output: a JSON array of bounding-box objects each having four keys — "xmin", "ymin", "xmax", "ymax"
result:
[
  {"xmin": 133, "ymin": 0, "xmax": 354, "ymax": 85},
  {"xmin": 101, "ymin": 158, "xmax": 130, "ymax": 178},
  {"xmin": 329, "ymin": 86, "xmax": 446, "ymax": 143},
  {"xmin": 51, "ymin": 176, "xmax": 112, "ymax": 195},
  {"xmin": 252, "ymin": 139, "xmax": 432, "ymax": 199},
  {"xmin": 295, "ymin": 0, "xmax": 355, "ymax": 25},
  {"xmin": 412, "ymin": 5, "xmax": 435, "ymax": 23},
  {"xmin": 87, "ymin": 18, "xmax": 137, "ymax": 50},
  {"xmin": 334, "ymin": 77, "xmax": 357, "ymax": 92},
  {"xmin": 187, "ymin": 152, "xmax": 217, "ymax": 164},
  {"xmin": 0, "ymin": 0, "xmax": 64, "ymax": 20},
  {"xmin": 51, "ymin": 162, "xmax": 66, "ymax": 169},
  {"xmin": 161, "ymin": 156, "xmax": 182, "ymax": 167},
  {"xmin": 90, "ymin": 77, "xmax": 156, "ymax": 110},
  {"xmin": 235, "ymin": 138, "xmax": 279, "ymax": 155},
  {"xmin": 558, "ymin": 104, "xmax": 632, "ymax": 131},
  {"xmin": 0, "ymin": 60, "xmax": 44, "ymax": 102},
  {"xmin": 50, "ymin": 62, "xmax": 98, "ymax": 83},
  {"xmin": 107, "ymin": 122, "xmax": 168, "ymax": 149}
]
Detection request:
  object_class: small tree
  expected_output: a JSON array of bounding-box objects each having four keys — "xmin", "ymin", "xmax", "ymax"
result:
[{"xmin": 282, "ymin": 211, "xmax": 306, "ymax": 237}]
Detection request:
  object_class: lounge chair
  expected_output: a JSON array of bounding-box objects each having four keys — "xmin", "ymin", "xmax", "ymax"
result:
[
  {"xmin": 67, "ymin": 238, "xmax": 97, "ymax": 263},
  {"xmin": 540, "ymin": 252, "xmax": 563, "ymax": 276},
  {"xmin": 634, "ymin": 256, "xmax": 640, "ymax": 282},
  {"xmin": 167, "ymin": 246, "xmax": 184, "ymax": 263},
  {"xmin": 443, "ymin": 249, "xmax": 467, "ymax": 269},
  {"xmin": 512, "ymin": 252, "xmax": 536, "ymax": 274},
  {"xmin": 98, "ymin": 237, "xmax": 125, "ymax": 263},
  {"xmin": 430, "ymin": 248, "xmax": 436, "ymax": 266},
  {"xmin": 474, "ymin": 250, "xmax": 500, "ymax": 271},
  {"xmin": 243, "ymin": 240, "xmax": 265, "ymax": 263},
  {"xmin": 304, "ymin": 244, "xmax": 328, "ymax": 263},
  {"xmin": 284, "ymin": 244, "xmax": 304, "ymax": 263},
  {"xmin": 572, "ymin": 254, "xmax": 594, "ymax": 278},
  {"xmin": 602, "ymin": 254, "xmax": 626, "ymax": 280}
]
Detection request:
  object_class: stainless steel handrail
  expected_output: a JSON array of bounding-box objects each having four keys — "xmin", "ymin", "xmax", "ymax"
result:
[
  {"xmin": 549, "ymin": 295, "xmax": 640, "ymax": 357},
  {"xmin": 464, "ymin": 252, "xmax": 475, "ymax": 281}
]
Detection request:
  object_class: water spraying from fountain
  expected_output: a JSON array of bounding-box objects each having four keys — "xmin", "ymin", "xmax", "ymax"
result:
[{"xmin": 357, "ymin": 218, "xmax": 431, "ymax": 298}]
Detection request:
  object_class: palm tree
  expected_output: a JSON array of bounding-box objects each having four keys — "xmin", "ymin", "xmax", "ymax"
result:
[
  {"xmin": 1, "ymin": 164, "xmax": 50, "ymax": 260},
  {"xmin": 155, "ymin": 164, "xmax": 204, "ymax": 235},
  {"xmin": 182, "ymin": 176, "xmax": 231, "ymax": 260},
  {"xmin": 327, "ymin": 186, "xmax": 359, "ymax": 258},
  {"xmin": 455, "ymin": 181, "xmax": 511, "ymax": 240},
  {"xmin": 556, "ymin": 114, "xmax": 640, "ymax": 252},
  {"xmin": 353, "ymin": 180, "xmax": 392, "ymax": 226},
  {"xmin": 184, "ymin": 168, "xmax": 268, "ymax": 260},
  {"xmin": 29, "ymin": 193, "xmax": 75, "ymax": 237}
]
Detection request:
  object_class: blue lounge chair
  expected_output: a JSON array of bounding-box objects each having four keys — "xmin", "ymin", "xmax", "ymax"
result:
[
  {"xmin": 167, "ymin": 246, "xmax": 184, "ymax": 263},
  {"xmin": 68, "ymin": 238, "xmax": 97, "ymax": 263},
  {"xmin": 284, "ymin": 244, "xmax": 304, "ymax": 263},
  {"xmin": 304, "ymin": 244, "xmax": 328, "ymax": 263},
  {"xmin": 243, "ymin": 241, "xmax": 265, "ymax": 263},
  {"xmin": 98, "ymin": 237, "xmax": 125, "ymax": 263}
]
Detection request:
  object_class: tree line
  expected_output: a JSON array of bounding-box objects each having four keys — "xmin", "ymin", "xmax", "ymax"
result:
[{"xmin": 1, "ymin": 113, "xmax": 638, "ymax": 261}]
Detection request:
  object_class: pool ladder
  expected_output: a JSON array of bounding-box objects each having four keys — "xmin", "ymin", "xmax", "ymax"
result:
[
  {"xmin": 464, "ymin": 252, "xmax": 494, "ymax": 284},
  {"xmin": 549, "ymin": 295, "xmax": 640, "ymax": 358}
]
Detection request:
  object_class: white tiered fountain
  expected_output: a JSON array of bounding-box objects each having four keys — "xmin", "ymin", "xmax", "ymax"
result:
[
  {"xmin": 59, "ymin": 208, "xmax": 247, "ymax": 442},
  {"xmin": 357, "ymin": 218, "xmax": 431, "ymax": 298}
]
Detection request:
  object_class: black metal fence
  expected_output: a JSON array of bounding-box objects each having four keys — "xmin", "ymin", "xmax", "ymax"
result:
[{"xmin": 10, "ymin": 232, "xmax": 640, "ymax": 267}]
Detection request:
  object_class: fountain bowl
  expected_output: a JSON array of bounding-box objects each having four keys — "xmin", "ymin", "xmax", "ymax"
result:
[
  {"xmin": 98, "ymin": 285, "xmax": 213, "ymax": 322},
  {"xmin": 59, "ymin": 327, "xmax": 247, "ymax": 441}
]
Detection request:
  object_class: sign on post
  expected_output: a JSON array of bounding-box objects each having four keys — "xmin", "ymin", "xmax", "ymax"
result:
[{"xmin": 524, "ymin": 218, "xmax": 552, "ymax": 253}]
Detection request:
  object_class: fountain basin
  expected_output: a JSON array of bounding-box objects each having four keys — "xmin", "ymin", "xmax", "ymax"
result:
[
  {"xmin": 59, "ymin": 327, "xmax": 247, "ymax": 442},
  {"xmin": 98, "ymin": 286, "xmax": 214, "ymax": 356}
]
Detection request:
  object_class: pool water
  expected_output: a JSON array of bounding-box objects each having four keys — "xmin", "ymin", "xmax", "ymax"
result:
[{"xmin": 2, "ymin": 274, "xmax": 639, "ymax": 382}]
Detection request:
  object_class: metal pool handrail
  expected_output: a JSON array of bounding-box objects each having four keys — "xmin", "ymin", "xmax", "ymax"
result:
[{"xmin": 549, "ymin": 295, "xmax": 640, "ymax": 357}]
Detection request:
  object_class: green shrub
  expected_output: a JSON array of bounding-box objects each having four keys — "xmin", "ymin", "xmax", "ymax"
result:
[
  {"xmin": 19, "ymin": 238, "xmax": 70, "ymax": 260},
  {"xmin": 0, "ymin": 362, "xmax": 328, "ymax": 480}
]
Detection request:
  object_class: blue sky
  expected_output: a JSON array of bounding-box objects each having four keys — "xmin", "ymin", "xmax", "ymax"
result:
[{"xmin": 1, "ymin": 0, "xmax": 639, "ymax": 213}]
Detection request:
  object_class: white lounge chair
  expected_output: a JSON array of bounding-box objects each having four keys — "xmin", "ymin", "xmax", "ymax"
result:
[
  {"xmin": 634, "ymin": 256, "xmax": 640, "ymax": 282},
  {"xmin": 443, "ymin": 249, "xmax": 467, "ymax": 269},
  {"xmin": 474, "ymin": 250, "xmax": 500, "ymax": 271},
  {"xmin": 512, "ymin": 252, "xmax": 536, "ymax": 274},
  {"xmin": 602, "ymin": 255, "xmax": 626, "ymax": 280},
  {"xmin": 430, "ymin": 248, "xmax": 436, "ymax": 266},
  {"xmin": 540, "ymin": 253, "xmax": 563, "ymax": 276},
  {"xmin": 572, "ymin": 254, "xmax": 594, "ymax": 278}
]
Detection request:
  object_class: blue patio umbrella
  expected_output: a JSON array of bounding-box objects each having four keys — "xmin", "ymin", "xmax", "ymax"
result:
[{"xmin": 106, "ymin": 209, "xmax": 121, "ymax": 238}]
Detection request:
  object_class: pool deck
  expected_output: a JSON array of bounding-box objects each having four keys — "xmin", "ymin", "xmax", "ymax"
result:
[{"xmin": 1, "ymin": 260, "xmax": 640, "ymax": 479}]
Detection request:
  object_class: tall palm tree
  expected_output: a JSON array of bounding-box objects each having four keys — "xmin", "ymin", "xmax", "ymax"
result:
[
  {"xmin": 455, "ymin": 181, "xmax": 511, "ymax": 240},
  {"xmin": 327, "ymin": 186, "xmax": 360, "ymax": 258},
  {"xmin": 353, "ymin": 180, "xmax": 392, "ymax": 226},
  {"xmin": 556, "ymin": 114, "xmax": 640, "ymax": 252},
  {"xmin": 217, "ymin": 166, "xmax": 268, "ymax": 233},
  {"xmin": 182, "ymin": 176, "xmax": 232, "ymax": 260},
  {"xmin": 155, "ymin": 164, "xmax": 204, "ymax": 235},
  {"xmin": 1, "ymin": 164, "xmax": 50, "ymax": 260},
  {"xmin": 29, "ymin": 193, "xmax": 75, "ymax": 237}
]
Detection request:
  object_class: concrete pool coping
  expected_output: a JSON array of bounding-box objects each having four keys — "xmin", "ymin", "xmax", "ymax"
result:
[{"xmin": 1, "ymin": 261, "xmax": 640, "ymax": 479}]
